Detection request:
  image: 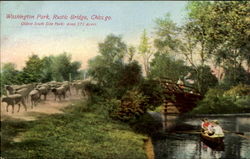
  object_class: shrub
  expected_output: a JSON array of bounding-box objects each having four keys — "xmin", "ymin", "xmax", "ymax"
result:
[
  {"xmin": 235, "ymin": 96, "xmax": 250, "ymax": 113},
  {"xmin": 191, "ymin": 88, "xmax": 239, "ymax": 114},
  {"xmin": 109, "ymin": 90, "xmax": 148, "ymax": 121},
  {"xmin": 139, "ymin": 79, "xmax": 165, "ymax": 108},
  {"xmin": 224, "ymin": 84, "xmax": 250, "ymax": 97}
]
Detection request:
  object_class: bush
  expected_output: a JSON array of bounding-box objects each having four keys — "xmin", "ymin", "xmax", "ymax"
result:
[
  {"xmin": 235, "ymin": 96, "xmax": 250, "ymax": 113},
  {"xmin": 223, "ymin": 66, "xmax": 250, "ymax": 87},
  {"xmin": 224, "ymin": 84, "xmax": 250, "ymax": 97},
  {"xmin": 139, "ymin": 79, "xmax": 165, "ymax": 108},
  {"xmin": 191, "ymin": 88, "xmax": 240, "ymax": 114},
  {"xmin": 109, "ymin": 90, "xmax": 148, "ymax": 121}
]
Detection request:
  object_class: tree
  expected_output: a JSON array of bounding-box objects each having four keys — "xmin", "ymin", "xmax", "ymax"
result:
[
  {"xmin": 127, "ymin": 46, "xmax": 136, "ymax": 63},
  {"xmin": 153, "ymin": 11, "xmax": 213, "ymax": 93},
  {"xmin": 118, "ymin": 61, "xmax": 142, "ymax": 89},
  {"xmin": 185, "ymin": 1, "xmax": 250, "ymax": 87},
  {"xmin": 1, "ymin": 63, "xmax": 21, "ymax": 85},
  {"xmin": 0, "ymin": 63, "xmax": 21, "ymax": 95},
  {"xmin": 99, "ymin": 34, "xmax": 127, "ymax": 64},
  {"xmin": 51, "ymin": 53, "xmax": 82, "ymax": 81},
  {"xmin": 40, "ymin": 56, "xmax": 53, "ymax": 82},
  {"xmin": 223, "ymin": 66, "xmax": 250, "ymax": 88},
  {"xmin": 189, "ymin": 65, "xmax": 218, "ymax": 95},
  {"xmin": 18, "ymin": 54, "xmax": 44, "ymax": 83},
  {"xmin": 154, "ymin": 13, "xmax": 180, "ymax": 54},
  {"xmin": 209, "ymin": 2, "xmax": 249, "ymax": 84},
  {"xmin": 88, "ymin": 55, "xmax": 108, "ymax": 86},
  {"xmin": 70, "ymin": 61, "xmax": 82, "ymax": 80},
  {"xmin": 88, "ymin": 34, "xmax": 128, "ymax": 87},
  {"xmin": 88, "ymin": 34, "xmax": 143, "ymax": 99},
  {"xmin": 138, "ymin": 29, "xmax": 154, "ymax": 77},
  {"xmin": 149, "ymin": 52, "xmax": 190, "ymax": 82},
  {"xmin": 180, "ymin": 2, "xmax": 216, "ymax": 93}
]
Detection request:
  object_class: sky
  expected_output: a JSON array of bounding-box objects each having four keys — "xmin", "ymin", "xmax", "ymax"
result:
[{"xmin": 1, "ymin": 1, "xmax": 188, "ymax": 70}]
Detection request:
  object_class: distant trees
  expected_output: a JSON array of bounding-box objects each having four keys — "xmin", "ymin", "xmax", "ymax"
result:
[{"xmin": 0, "ymin": 53, "xmax": 82, "ymax": 95}]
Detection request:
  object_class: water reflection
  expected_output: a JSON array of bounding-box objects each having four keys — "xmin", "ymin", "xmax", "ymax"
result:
[{"xmin": 153, "ymin": 115, "xmax": 250, "ymax": 159}]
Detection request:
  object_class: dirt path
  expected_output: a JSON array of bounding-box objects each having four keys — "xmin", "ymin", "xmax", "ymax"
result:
[{"xmin": 1, "ymin": 91, "xmax": 83, "ymax": 121}]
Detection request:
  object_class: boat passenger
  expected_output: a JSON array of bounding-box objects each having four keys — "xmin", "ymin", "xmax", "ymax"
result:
[
  {"xmin": 207, "ymin": 123, "xmax": 215, "ymax": 136},
  {"xmin": 201, "ymin": 118, "xmax": 210, "ymax": 132},
  {"xmin": 211, "ymin": 120, "xmax": 224, "ymax": 137}
]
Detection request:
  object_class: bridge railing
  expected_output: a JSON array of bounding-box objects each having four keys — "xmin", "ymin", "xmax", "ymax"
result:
[{"xmin": 156, "ymin": 78, "xmax": 200, "ymax": 95}]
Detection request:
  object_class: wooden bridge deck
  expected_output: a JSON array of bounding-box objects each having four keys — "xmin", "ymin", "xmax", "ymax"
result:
[{"xmin": 158, "ymin": 78, "xmax": 203, "ymax": 114}]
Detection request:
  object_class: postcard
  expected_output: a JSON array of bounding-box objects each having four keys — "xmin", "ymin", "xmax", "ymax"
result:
[{"xmin": 1, "ymin": 1, "xmax": 250, "ymax": 159}]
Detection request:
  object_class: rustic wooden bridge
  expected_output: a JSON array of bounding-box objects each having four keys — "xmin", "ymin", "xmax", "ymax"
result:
[
  {"xmin": 158, "ymin": 78, "xmax": 203, "ymax": 114},
  {"xmin": 156, "ymin": 78, "xmax": 203, "ymax": 130}
]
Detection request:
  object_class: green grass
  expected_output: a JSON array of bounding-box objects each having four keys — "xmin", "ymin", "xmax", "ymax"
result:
[{"xmin": 1, "ymin": 100, "xmax": 147, "ymax": 159}]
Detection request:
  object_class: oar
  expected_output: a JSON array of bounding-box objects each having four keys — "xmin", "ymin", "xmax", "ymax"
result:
[
  {"xmin": 173, "ymin": 130, "xmax": 201, "ymax": 135},
  {"xmin": 223, "ymin": 129, "xmax": 244, "ymax": 135},
  {"xmin": 237, "ymin": 134, "xmax": 250, "ymax": 140},
  {"xmin": 223, "ymin": 129, "xmax": 250, "ymax": 140}
]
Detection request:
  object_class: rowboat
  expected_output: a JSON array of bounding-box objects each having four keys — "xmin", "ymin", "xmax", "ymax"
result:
[
  {"xmin": 201, "ymin": 131, "xmax": 225, "ymax": 151},
  {"xmin": 201, "ymin": 131, "xmax": 224, "ymax": 144}
]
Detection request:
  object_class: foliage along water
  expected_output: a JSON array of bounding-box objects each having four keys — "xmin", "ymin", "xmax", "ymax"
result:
[{"xmin": 152, "ymin": 115, "xmax": 250, "ymax": 159}]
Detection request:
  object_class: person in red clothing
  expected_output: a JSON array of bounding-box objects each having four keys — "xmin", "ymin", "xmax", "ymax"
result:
[{"xmin": 201, "ymin": 118, "xmax": 211, "ymax": 132}]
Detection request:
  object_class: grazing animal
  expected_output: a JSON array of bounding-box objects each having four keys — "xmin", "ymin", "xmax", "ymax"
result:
[
  {"xmin": 48, "ymin": 81, "xmax": 62, "ymax": 88},
  {"xmin": 5, "ymin": 85, "xmax": 15, "ymax": 95},
  {"xmin": 37, "ymin": 85, "xmax": 50, "ymax": 100},
  {"xmin": 81, "ymin": 81, "xmax": 92, "ymax": 97},
  {"xmin": 2, "ymin": 94, "xmax": 27, "ymax": 113},
  {"xmin": 15, "ymin": 87, "xmax": 29, "ymax": 101},
  {"xmin": 51, "ymin": 86, "xmax": 66, "ymax": 101},
  {"xmin": 14, "ymin": 84, "xmax": 35, "ymax": 103},
  {"xmin": 72, "ymin": 81, "xmax": 88, "ymax": 95},
  {"xmin": 29, "ymin": 89, "xmax": 41, "ymax": 108},
  {"xmin": 13, "ymin": 84, "xmax": 28, "ymax": 90},
  {"xmin": 73, "ymin": 80, "xmax": 91, "ymax": 97},
  {"xmin": 62, "ymin": 81, "xmax": 71, "ymax": 95}
]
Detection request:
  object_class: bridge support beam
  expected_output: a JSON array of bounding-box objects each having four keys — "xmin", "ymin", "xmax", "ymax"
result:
[{"xmin": 162, "ymin": 101, "xmax": 180, "ymax": 131}]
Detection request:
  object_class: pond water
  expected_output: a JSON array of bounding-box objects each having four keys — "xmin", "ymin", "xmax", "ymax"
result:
[{"xmin": 152, "ymin": 114, "xmax": 250, "ymax": 159}]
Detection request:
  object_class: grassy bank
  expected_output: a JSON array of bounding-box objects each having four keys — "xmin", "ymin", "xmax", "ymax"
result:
[{"xmin": 1, "ymin": 100, "xmax": 148, "ymax": 159}]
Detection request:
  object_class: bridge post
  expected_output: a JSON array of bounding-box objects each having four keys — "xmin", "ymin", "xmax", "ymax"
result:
[
  {"xmin": 162, "ymin": 100, "xmax": 167, "ymax": 131},
  {"xmin": 162, "ymin": 100, "xmax": 181, "ymax": 131}
]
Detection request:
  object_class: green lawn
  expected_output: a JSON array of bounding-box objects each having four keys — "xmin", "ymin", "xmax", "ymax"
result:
[{"xmin": 1, "ymin": 100, "xmax": 147, "ymax": 159}]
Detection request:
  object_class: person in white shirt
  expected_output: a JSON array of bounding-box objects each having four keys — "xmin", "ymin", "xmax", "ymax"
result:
[
  {"xmin": 212, "ymin": 120, "xmax": 224, "ymax": 136},
  {"xmin": 177, "ymin": 78, "xmax": 184, "ymax": 85},
  {"xmin": 177, "ymin": 78, "xmax": 185, "ymax": 89}
]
